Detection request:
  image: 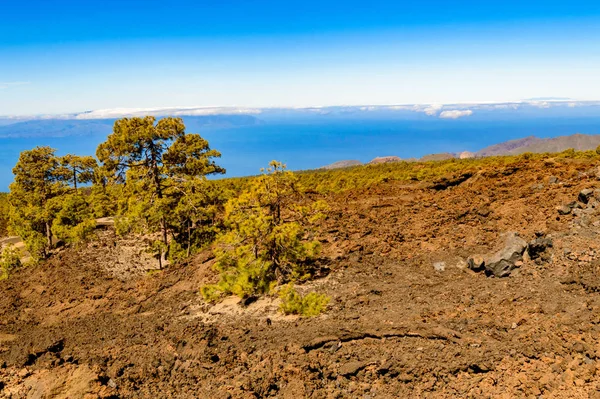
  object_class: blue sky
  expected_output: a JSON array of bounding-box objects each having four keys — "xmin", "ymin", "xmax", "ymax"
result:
[{"xmin": 1, "ymin": 0, "xmax": 600, "ymax": 115}]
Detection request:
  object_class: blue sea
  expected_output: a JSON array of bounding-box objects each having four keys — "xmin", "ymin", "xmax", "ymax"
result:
[{"xmin": 1, "ymin": 113, "xmax": 600, "ymax": 191}]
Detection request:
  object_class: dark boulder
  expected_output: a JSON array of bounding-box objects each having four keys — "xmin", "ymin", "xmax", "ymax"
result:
[
  {"xmin": 579, "ymin": 188, "xmax": 595, "ymax": 204},
  {"xmin": 528, "ymin": 237, "xmax": 553, "ymax": 260},
  {"xmin": 468, "ymin": 233, "xmax": 527, "ymax": 278}
]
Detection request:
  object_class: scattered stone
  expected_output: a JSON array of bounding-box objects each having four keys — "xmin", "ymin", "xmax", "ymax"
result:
[
  {"xmin": 377, "ymin": 360, "xmax": 396, "ymax": 376},
  {"xmin": 528, "ymin": 237, "xmax": 553, "ymax": 259},
  {"xmin": 557, "ymin": 205, "xmax": 572, "ymax": 215},
  {"xmin": 467, "ymin": 256, "xmax": 485, "ymax": 272},
  {"xmin": 108, "ymin": 378, "xmax": 117, "ymax": 389},
  {"xmin": 531, "ymin": 183, "xmax": 544, "ymax": 190},
  {"xmin": 579, "ymin": 189, "xmax": 595, "ymax": 204},
  {"xmin": 548, "ymin": 176, "xmax": 560, "ymax": 184},
  {"xmin": 483, "ymin": 233, "xmax": 528, "ymax": 277},
  {"xmin": 477, "ymin": 207, "xmax": 491, "ymax": 217},
  {"xmin": 330, "ymin": 341, "xmax": 342, "ymax": 353},
  {"xmin": 578, "ymin": 216, "xmax": 591, "ymax": 227},
  {"xmin": 339, "ymin": 361, "xmax": 368, "ymax": 377},
  {"xmin": 433, "ymin": 262, "xmax": 446, "ymax": 272},
  {"xmin": 511, "ymin": 322, "xmax": 518, "ymax": 329},
  {"xmin": 573, "ymin": 341, "xmax": 587, "ymax": 354}
]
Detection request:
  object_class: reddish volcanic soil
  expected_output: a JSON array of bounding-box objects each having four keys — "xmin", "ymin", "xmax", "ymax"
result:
[{"xmin": 4, "ymin": 158, "xmax": 600, "ymax": 398}]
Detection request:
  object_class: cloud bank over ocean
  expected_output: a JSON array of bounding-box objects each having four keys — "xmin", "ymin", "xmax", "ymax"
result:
[
  {"xmin": 439, "ymin": 110, "xmax": 473, "ymax": 119},
  {"xmin": 1, "ymin": 99, "xmax": 599, "ymax": 122}
]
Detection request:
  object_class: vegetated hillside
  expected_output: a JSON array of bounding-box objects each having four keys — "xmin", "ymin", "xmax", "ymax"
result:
[
  {"xmin": 510, "ymin": 133, "xmax": 600, "ymax": 155},
  {"xmin": 475, "ymin": 136, "xmax": 543, "ymax": 157},
  {"xmin": 321, "ymin": 160, "xmax": 363, "ymax": 170},
  {"xmin": 477, "ymin": 133, "xmax": 600, "ymax": 157},
  {"xmin": 323, "ymin": 134, "xmax": 600, "ymax": 170},
  {"xmin": 5, "ymin": 152, "xmax": 600, "ymax": 397},
  {"xmin": 419, "ymin": 152, "xmax": 456, "ymax": 162}
]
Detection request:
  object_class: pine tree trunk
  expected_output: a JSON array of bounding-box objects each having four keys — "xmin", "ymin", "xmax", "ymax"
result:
[
  {"xmin": 160, "ymin": 217, "xmax": 168, "ymax": 247},
  {"xmin": 151, "ymin": 161, "xmax": 168, "ymax": 248},
  {"xmin": 45, "ymin": 221, "xmax": 52, "ymax": 251},
  {"xmin": 186, "ymin": 222, "xmax": 191, "ymax": 258}
]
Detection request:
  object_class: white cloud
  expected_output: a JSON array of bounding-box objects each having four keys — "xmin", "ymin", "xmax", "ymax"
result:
[
  {"xmin": 385, "ymin": 105, "xmax": 413, "ymax": 111},
  {"xmin": 74, "ymin": 106, "xmax": 262, "ymax": 119},
  {"xmin": 528, "ymin": 101, "xmax": 551, "ymax": 109},
  {"xmin": 439, "ymin": 110, "xmax": 473, "ymax": 119},
  {"xmin": 487, "ymin": 103, "xmax": 520, "ymax": 110},
  {"xmin": 411, "ymin": 103, "xmax": 443, "ymax": 116},
  {"xmin": 0, "ymin": 81, "xmax": 30, "ymax": 89}
]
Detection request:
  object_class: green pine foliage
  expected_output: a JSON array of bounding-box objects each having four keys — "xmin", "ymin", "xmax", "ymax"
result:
[
  {"xmin": 202, "ymin": 161, "xmax": 326, "ymax": 301},
  {"xmin": 9, "ymin": 147, "xmax": 69, "ymax": 259},
  {"xmin": 0, "ymin": 193, "xmax": 9, "ymax": 237},
  {"xmin": 50, "ymin": 193, "xmax": 97, "ymax": 244},
  {"xmin": 8, "ymin": 148, "xmax": 100, "ymax": 259},
  {"xmin": 95, "ymin": 116, "xmax": 226, "ymax": 267},
  {"xmin": 0, "ymin": 245, "xmax": 22, "ymax": 280},
  {"xmin": 278, "ymin": 283, "xmax": 330, "ymax": 317}
]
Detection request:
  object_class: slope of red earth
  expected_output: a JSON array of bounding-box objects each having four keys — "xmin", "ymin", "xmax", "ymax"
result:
[{"xmin": 4, "ymin": 158, "xmax": 600, "ymax": 398}]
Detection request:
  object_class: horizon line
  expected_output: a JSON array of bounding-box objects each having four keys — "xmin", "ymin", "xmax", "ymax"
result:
[{"xmin": 2, "ymin": 98, "xmax": 600, "ymax": 120}]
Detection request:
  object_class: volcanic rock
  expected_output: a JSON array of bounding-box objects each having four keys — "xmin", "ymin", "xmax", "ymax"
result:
[{"xmin": 579, "ymin": 188, "xmax": 595, "ymax": 204}]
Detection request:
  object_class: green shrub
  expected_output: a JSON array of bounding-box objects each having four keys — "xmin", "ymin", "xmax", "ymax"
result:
[
  {"xmin": 278, "ymin": 283, "xmax": 330, "ymax": 317},
  {"xmin": 0, "ymin": 245, "xmax": 22, "ymax": 280},
  {"xmin": 202, "ymin": 161, "xmax": 325, "ymax": 301}
]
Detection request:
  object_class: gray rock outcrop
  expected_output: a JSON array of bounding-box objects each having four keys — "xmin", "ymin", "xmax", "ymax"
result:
[{"xmin": 468, "ymin": 233, "xmax": 528, "ymax": 277}]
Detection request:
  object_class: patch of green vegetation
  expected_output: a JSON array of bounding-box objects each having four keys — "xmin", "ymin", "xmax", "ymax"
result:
[
  {"xmin": 278, "ymin": 283, "xmax": 330, "ymax": 317},
  {"xmin": 202, "ymin": 161, "xmax": 325, "ymax": 301},
  {"xmin": 0, "ymin": 245, "xmax": 22, "ymax": 280}
]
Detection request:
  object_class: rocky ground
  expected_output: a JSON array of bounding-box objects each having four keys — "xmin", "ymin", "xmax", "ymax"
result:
[{"xmin": 4, "ymin": 158, "xmax": 600, "ymax": 398}]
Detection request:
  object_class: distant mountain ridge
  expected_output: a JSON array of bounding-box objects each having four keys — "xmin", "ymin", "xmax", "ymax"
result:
[
  {"xmin": 475, "ymin": 136, "xmax": 543, "ymax": 157},
  {"xmin": 476, "ymin": 133, "xmax": 600, "ymax": 156},
  {"xmin": 322, "ymin": 133, "xmax": 600, "ymax": 170}
]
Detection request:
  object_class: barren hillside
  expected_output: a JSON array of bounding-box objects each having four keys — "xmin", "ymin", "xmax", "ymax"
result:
[{"xmin": 4, "ymin": 156, "xmax": 600, "ymax": 397}]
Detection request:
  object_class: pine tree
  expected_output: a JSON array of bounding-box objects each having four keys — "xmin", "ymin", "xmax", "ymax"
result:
[
  {"xmin": 8, "ymin": 147, "xmax": 70, "ymax": 259},
  {"xmin": 202, "ymin": 161, "xmax": 325, "ymax": 300},
  {"xmin": 96, "ymin": 116, "xmax": 225, "ymax": 266}
]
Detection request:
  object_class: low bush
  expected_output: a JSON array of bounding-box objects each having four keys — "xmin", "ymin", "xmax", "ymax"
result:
[
  {"xmin": 278, "ymin": 283, "xmax": 330, "ymax": 317},
  {"xmin": 0, "ymin": 245, "xmax": 22, "ymax": 280}
]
